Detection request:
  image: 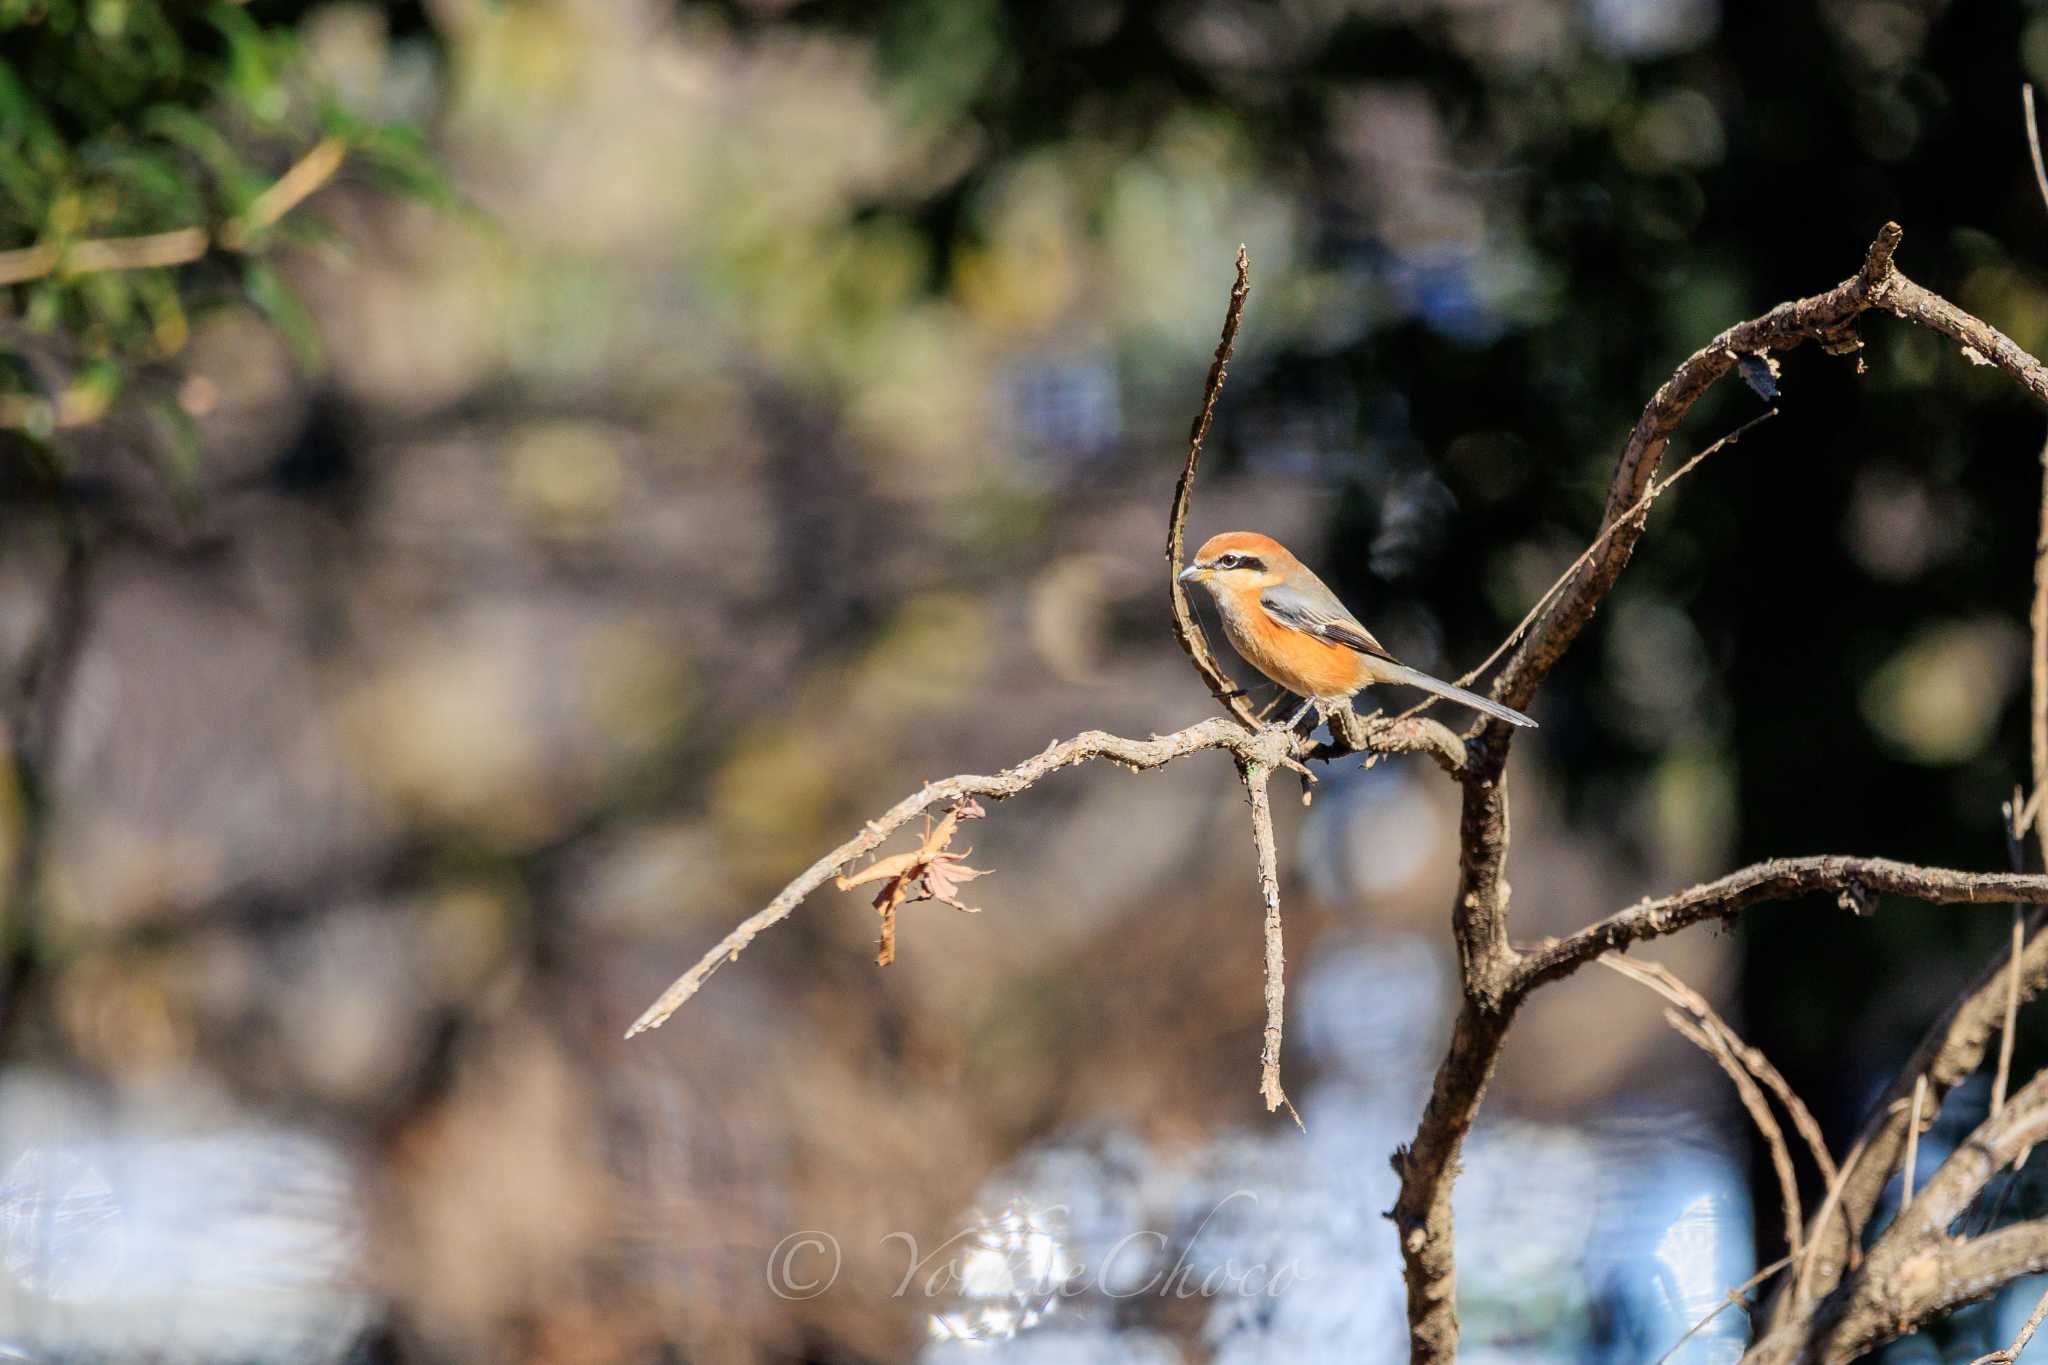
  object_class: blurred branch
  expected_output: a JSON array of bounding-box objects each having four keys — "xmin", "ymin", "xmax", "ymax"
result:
[
  {"xmin": 1995, "ymin": 788, "xmax": 2031, "ymax": 1120},
  {"xmin": 0, "ymin": 135, "xmax": 345, "ymax": 288},
  {"xmin": 1673, "ymin": 1010, "xmax": 1804, "ymax": 1256},
  {"xmin": 0, "ymin": 515, "xmax": 92, "ymax": 1045},
  {"xmin": 1166, "ymin": 245, "xmax": 1263, "ymax": 731},
  {"xmin": 1775, "ymin": 899, "xmax": 2048, "ymax": 1322}
]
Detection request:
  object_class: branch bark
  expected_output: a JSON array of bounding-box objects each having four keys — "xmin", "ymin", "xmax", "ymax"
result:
[
  {"xmin": 1239, "ymin": 759, "xmax": 1300, "ymax": 1125},
  {"xmin": 1746, "ymin": 1070, "xmax": 2048, "ymax": 1362},
  {"xmin": 1521, "ymin": 857, "xmax": 2048, "ymax": 993},
  {"xmin": 1389, "ymin": 222, "xmax": 2048, "ymax": 1363}
]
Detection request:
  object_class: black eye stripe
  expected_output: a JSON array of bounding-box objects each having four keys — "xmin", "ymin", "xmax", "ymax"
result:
[{"xmin": 1215, "ymin": 554, "xmax": 1263, "ymax": 571}]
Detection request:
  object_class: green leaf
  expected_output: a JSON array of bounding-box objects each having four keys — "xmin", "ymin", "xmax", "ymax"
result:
[
  {"xmin": 242, "ymin": 259, "xmax": 322, "ymax": 374},
  {"xmin": 345, "ymin": 119, "xmax": 458, "ymax": 211},
  {"xmin": 140, "ymin": 104, "xmax": 265, "ymax": 215},
  {"xmin": 205, "ymin": 4, "xmax": 294, "ymax": 126}
]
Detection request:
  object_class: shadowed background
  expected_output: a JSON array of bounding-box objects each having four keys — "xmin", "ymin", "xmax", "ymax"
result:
[{"xmin": 4, "ymin": 0, "xmax": 2048, "ymax": 1360}]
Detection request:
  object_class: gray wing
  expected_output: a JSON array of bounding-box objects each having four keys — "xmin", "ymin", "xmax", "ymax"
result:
[{"xmin": 1259, "ymin": 582, "xmax": 1399, "ymax": 663}]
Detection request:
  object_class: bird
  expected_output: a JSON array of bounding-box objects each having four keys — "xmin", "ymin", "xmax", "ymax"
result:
[{"xmin": 1177, "ymin": 531, "xmax": 1536, "ymax": 730}]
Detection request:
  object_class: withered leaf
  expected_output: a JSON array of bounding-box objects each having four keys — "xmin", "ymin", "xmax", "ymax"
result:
[{"xmin": 833, "ymin": 798, "xmax": 992, "ymax": 965}]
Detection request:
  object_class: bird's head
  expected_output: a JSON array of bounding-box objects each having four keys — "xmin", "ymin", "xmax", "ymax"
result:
[{"xmin": 1178, "ymin": 532, "xmax": 1294, "ymax": 593}]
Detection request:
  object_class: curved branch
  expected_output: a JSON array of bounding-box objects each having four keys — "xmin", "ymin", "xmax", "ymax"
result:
[
  {"xmin": 1601, "ymin": 956, "xmax": 1834, "ymax": 1259},
  {"xmin": 1487, "ymin": 225, "xmax": 1904, "ymax": 719}
]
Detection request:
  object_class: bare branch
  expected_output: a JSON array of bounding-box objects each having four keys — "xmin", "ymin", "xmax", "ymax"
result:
[
  {"xmin": 627, "ymin": 716, "xmax": 1303, "ymax": 1036},
  {"xmin": 1167, "ymin": 245, "xmax": 1262, "ymax": 731},
  {"xmin": 1768, "ymin": 1072, "xmax": 2048, "ymax": 1363},
  {"xmin": 2031, "ymin": 431, "xmax": 2048, "ymax": 871},
  {"xmin": 1488, "ymin": 225, "xmax": 1903, "ymax": 720},
  {"xmin": 1405, "ymin": 407, "xmax": 1778, "ymax": 722},
  {"xmin": 1320, "ymin": 707, "xmax": 1469, "ymax": 777},
  {"xmin": 1971, "ymin": 1273, "xmax": 2048, "ymax": 1364},
  {"xmin": 1667, "ymin": 1007, "xmax": 1805, "ymax": 1257},
  {"xmin": 1775, "ymin": 902, "xmax": 2048, "ymax": 1320},
  {"xmin": 1239, "ymin": 760, "xmax": 1301, "ymax": 1126},
  {"xmin": 1600, "ymin": 956, "xmax": 1836, "ymax": 1259},
  {"xmin": 1747, "ymin": 1217, "xmax": 2048, "ymax": 1363},
  {"xmin": 1876, "ymin": 270, "xmax": 2048, "ymax": 404},
  {"xmin": 1520, "ymin": 857, "xmax": 2048, "ymax": 993}
]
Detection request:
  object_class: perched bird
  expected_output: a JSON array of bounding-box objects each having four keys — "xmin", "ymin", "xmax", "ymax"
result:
[{"xmin": 1178, "ymin": 531, "xmax": 1536, "ymax": 730}]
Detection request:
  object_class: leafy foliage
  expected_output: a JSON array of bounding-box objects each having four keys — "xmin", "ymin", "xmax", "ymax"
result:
[{"xmin": 0, "ymin": 1, "xmax": 443, "ymax": 440}]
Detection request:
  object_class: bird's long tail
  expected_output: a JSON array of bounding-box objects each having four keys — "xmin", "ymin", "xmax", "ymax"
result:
[{"xmin": 1374, "ymin": 662, "xmax": 1537, "ymax": 729}]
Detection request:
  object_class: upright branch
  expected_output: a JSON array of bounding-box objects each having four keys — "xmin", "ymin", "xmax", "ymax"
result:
[
  {"xmin": 1167, "ymin": 245, "xmax": 1263, "ymax": 731},
  {"xmin": 1389, "ymin": 222, "xmax": 2048, "ymax": 1363}
]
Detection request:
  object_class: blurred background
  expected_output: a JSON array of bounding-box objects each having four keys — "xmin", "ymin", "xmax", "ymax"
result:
[{"xmin": 8, "ymin": 0, "xmax": 2048, "ymax": 1360}]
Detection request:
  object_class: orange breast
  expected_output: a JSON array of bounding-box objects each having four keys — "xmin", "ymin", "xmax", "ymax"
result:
[{"xmin": 1216, "ymin": 595, "xmax": 1368, "ymax": 700}]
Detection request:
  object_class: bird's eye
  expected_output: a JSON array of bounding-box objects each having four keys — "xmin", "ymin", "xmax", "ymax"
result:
[{"xmin": 1217, "ymin": 554, "xmax": 1241, "ymax": 569}]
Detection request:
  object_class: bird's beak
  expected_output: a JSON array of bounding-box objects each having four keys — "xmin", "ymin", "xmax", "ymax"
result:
[{"xmin": 1178, "ymin": 565, "xmax": 1211, "ymax": 585}]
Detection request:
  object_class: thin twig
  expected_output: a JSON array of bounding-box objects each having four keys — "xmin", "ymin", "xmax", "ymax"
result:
[
  {"xmin": 1665, "ymin": 1009, "xmax": 1804, "ymax": 1258},
  {"xmin": 1601, "ymin": 957, "xmax": 1806, "ymax": 1257},
  {"xmin": 2000, "ymin": 787, "xmax": 2029, "ymax": 1120},
  {"xmin": 1401, "ymin": 407, "xmax": 1778, "ymax": 720},
  {"xmin": 1167, "ymin": 245, "xmax": 1262, "ymax": 731},
  {"xmin": 1652, "ymin": 1254, "xmax": 1793, "ymax": 1365},
  {"xmin": 1787, "ymin": 1133, "xmax": 1871, "ymax": 1311},
  {"xmin": 1239, "ymin": 759, "xmax": 1301, "ymax": 1126},
  {"xmin": 1970, "ymin": 1275, "xmax": 2048, "ymax": 1364},
  {"xmin": 1903, "ymin": 1074, "xmax": 1928, "ymax": 1211},
  {"xmin": 2026, "ymin": 85, "xmax": 2048, "ymax": 224},
  {"xmin": 1602, "ymin": 956, "xmax": 1840, "ymax": 1192}
]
